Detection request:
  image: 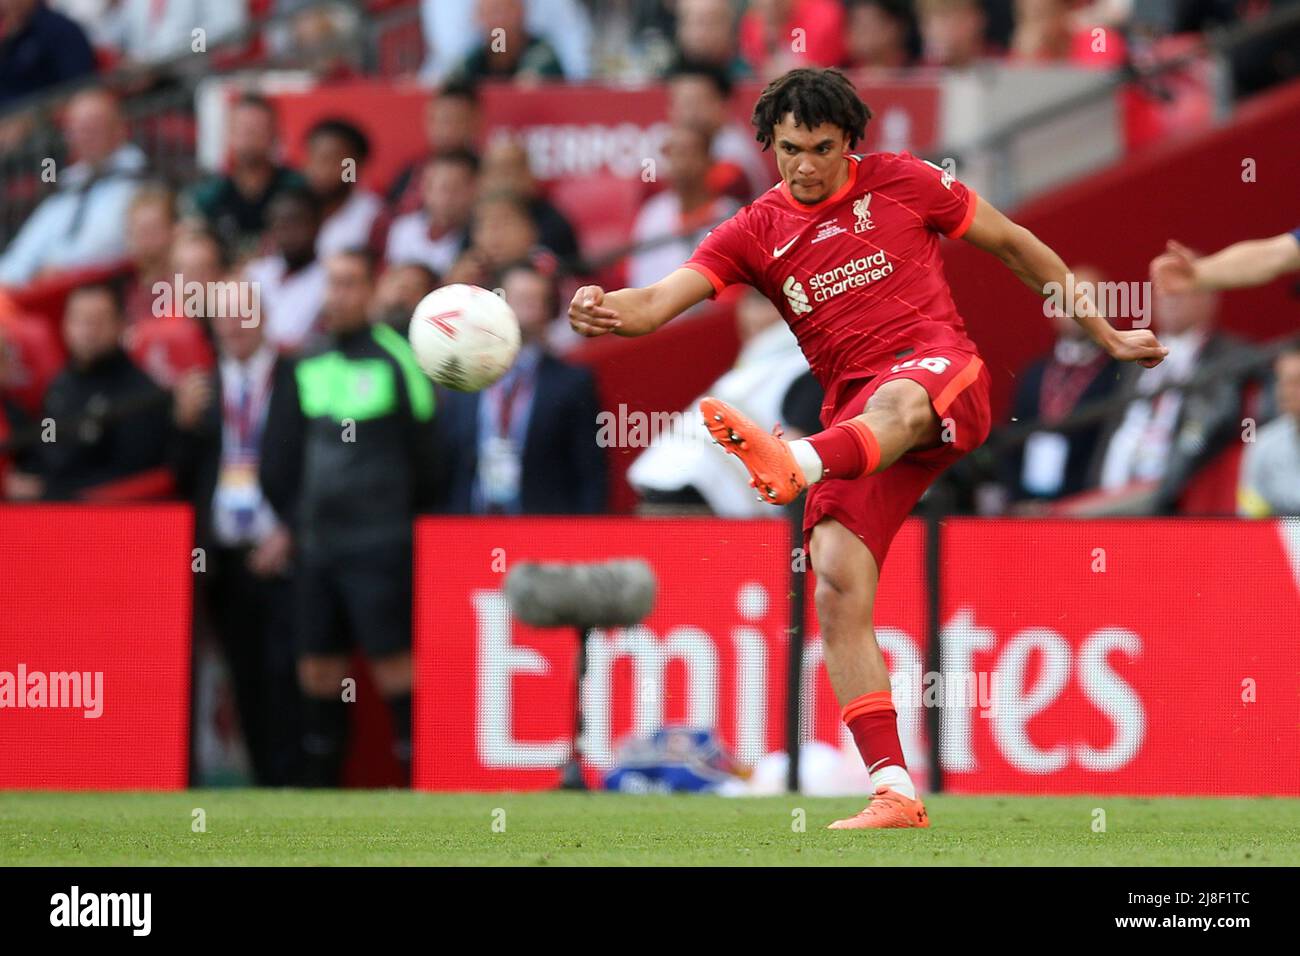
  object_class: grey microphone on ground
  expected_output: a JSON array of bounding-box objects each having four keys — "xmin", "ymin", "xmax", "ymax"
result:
[{"xmin": 504, "ymin": 559, "xmax": 656, "ymax": 630}]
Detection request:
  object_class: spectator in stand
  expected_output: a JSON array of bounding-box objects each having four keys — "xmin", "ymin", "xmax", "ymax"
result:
[
  {"xmin": 123, "ymin": 221, "xmax": 219, "ymax": 389},
  {"xmin": 845, "ymin": 0, "xmax": 920, "ymax": 70},
  {"xmin": 1095, "ymin": 282, "xmax": 1257, "ymax": 513},
  {"xmin": 1003, "ymin": 265, "xmax": 1121, "ymax": 505},
  {"xmin": 420, "ymin": 0, "xmax": 591, "ymax": 83},
  {"xmin": 667, "ymin": 59, "xmax": 770, "ymax": 201},
  {"xmin": 273, "ymin": 1, "xmax": 362, "ymax": 82},
  {"xmin": 1238, "ymin": 345, "xmax": 1300, "ymax": 517},
  {"xmin": 172, "ymin": 285, "xmax": 300, "ymax": 786},
  {"xmin": 0, "ymin": 89, "xmax": 147, "ymax": 287},
  {"xmin": 372, "ymin": 262, "xmax": 438, "ymax": 331},
  {"xmin": 385, "ymin": 79, "xmax": 482, "ymax": 215},
  {"xmin": 629, "ymin": 123, "xmax": 741, "ymax": 290},
  {"xmin": 1151, "ymin": 229, "xmax": 1300, "ymax": 294},
  {"xmin": 436, "ymin": 259, "xmax": 606, "ymax": 515},
  {"xmin": 1008, "ymin": 0, "xmax": 1126, "ymax": 68},
  {"xmin": 184, "ymin": 94, "xmax": 307, "ymax": 258},
  {"xmin": 113, "ymin": 0, "xmax": 247, "ymax": 66},
  {"xmin": 449, "ymin": 0, "xmax": 566, "ymax": 84},
  {"xmin": 244, "ymin": 187, "xmax": 328, "ymax": 354},
  {"xmin": 167, "ymin": 225, "xmax": 229, "ymax": 325},
  {"xmin": 918, "ymin": 0, "xmax": 991, "ymax": 69},
  {"xmin": 303, "ymin": 118, "xmax": 384, "ymax": 260},
  {"xmin": 0, "ymin": 0, "xmax": 96, "ymax": 108},
  {"xmin": 739, "ymin": 0, "xmax": 847, "ymax": 78},
  {"xmin": 384, "ymin": 150, "xmax": 479, "ymax": 279},
  {"xmin": 480, "ymin": 139, "xmax": 577, "ymax": 264},
  {"xmin": 3, "ymin": 281, "xmax": 171, "ymax": 501},
  {"xmin": 469, "ymin": 192, "xmax": 554, "ymax": 277},
  {"xmin": 45, "ymin": 0, "xmax": 118, "ymax": 46},
  {"xmin": 670, "ymin": 0, "xmax": 754, "ymax": 81},
  {"xmin": 121, "ymin": 185, "xmax": 177, "ymax": 324},
  {"xmin": 260, "ymin": 248, "xmax": 442, "ymax": 787}
]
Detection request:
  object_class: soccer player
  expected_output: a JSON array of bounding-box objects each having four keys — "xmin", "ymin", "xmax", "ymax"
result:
[
  {"xmin": 1150, "ymin": 230, "xmax": 1300, "ymax": 294},
  {"xmin": 568, "ymin": 68, "xmax": 1166, "ymax": 828}
]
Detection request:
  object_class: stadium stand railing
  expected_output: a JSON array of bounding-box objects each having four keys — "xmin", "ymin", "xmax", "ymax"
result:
[{"xmin": 938, "ymin": 1, "xmax": 1300, "ymax": 209}]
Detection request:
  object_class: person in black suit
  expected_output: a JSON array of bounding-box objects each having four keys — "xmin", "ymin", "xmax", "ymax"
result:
[
  {"xmin": 437, "ymin": 260, "xmax": 608, "ymax": 515},
  {"xmin": 4, "ymin": 282, "xmax": 171, "ymax": 501},
  {"xmin": 172, "ymin": 297, "xmax": 301, "ymax": 786},
  {"xmin": 1004, "ymin": 266, "xmax": 1121, "ymax": 504},
  {"xmin": 1091, "ymin": 283, "xmax": 1260, "ymax": 514}
]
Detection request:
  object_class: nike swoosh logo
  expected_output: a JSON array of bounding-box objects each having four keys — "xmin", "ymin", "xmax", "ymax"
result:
[
  {"xmin": 773, "ymin": 236, "xmax": 798, "ymax": 257},
  {"xmin": 867, "ymin": 757, "xmax": 891, "ymax": 773}
]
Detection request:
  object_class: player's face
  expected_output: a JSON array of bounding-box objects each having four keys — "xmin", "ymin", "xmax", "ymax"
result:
[{"xmin": 772, "ymin": 117, "xmax": 851, "ymax": 205}]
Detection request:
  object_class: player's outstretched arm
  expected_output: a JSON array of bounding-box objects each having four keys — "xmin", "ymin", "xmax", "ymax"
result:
[
  {"xmin": 962, "ymin": 194, "xmax": 1168, "ymax": 368},
  {"xmin": 568, "ymin": 268, "xmax": 714, "ymax": 338},
  {"xmin": 1150, "ymin": 234, "xmax": 1300, "ymax": 294}
]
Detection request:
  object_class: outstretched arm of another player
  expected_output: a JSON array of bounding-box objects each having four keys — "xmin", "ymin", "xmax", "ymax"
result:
[
  {"xmin": 569, "ymin": 267, "xmax": 715, "ymax": 338},
  {"xmin": 961, "ymin": 195, "xmax": 1168, "ymax": 368},
  {"xmin": 1150, "ymin": 234, "xmax": 1300, "ymax": 293}
]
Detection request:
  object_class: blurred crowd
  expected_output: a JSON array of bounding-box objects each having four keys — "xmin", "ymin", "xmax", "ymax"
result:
[
  {"xmin": 1, "ymin": 0, "xmax": 1297, "ymax": 784},
  {"xmin": 5, "ymin": 0, "xmax": 1293, "ymax": 103}
]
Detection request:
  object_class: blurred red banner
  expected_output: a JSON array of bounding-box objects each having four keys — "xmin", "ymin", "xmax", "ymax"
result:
[
  {"xmin": 414, "ymin": 516, "xmax": 1300, "ymax": 796},
  {"xmin": 412, "ymin": 515, "xmax": 924, "ymax": 790},
  {"xmin": 939, "ymin": 518, "xmax": 1300, "ymax": 796},
  {"xmin": 0, "ymin": 506, "xmax": 192, "ymax": 790}
]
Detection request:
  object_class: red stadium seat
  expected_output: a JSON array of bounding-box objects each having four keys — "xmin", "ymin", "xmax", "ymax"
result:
[
  {"xmin": 0, "ymin": 302, "xmax": 64, "ymax": 417},
  {"xmin": 5, "ymin": 261, "xmax": 132, "ymax": 339},
  {"xmin": 1177, "ymin": 442, "xmax": 1245, "ymax": 516},
  {"xmin": 548, "ymin": 176, "xmax": 648, "ymax": 266},
  {"xmin": 79, "ymin": 466, "xmax": 177, "ymax": 502},
  {"xmin": 1177, "ymin": 380, "xmax": 1261, "ymax": 516}
]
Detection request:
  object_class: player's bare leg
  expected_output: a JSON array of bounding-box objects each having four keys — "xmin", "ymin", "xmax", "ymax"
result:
[
  {"xmin": 809, "ymin": 519, "xmax": 888, "ymax": 697},
  {"xmin": 702, "ymin": 379, "xmax": 939, "ymax": 827},
  {"xmin": 809, "ymin": 519, "xmax": 929, "ymax": 828}
]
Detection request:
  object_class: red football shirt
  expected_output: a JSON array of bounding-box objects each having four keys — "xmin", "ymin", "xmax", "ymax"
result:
[{"xmin": 685, "ymin": 151, "xmax": 980, "ymax": 411}]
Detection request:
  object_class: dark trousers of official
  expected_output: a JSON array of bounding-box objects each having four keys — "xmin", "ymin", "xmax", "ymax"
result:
[{"xmin": 204, "ymin": 546, "xmax": 301, "ymax": 786}]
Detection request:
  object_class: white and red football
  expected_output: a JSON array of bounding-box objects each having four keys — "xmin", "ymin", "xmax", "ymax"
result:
[{"xmin": 407, "ymin": 283, "xmax": 521, "ymax": 392}]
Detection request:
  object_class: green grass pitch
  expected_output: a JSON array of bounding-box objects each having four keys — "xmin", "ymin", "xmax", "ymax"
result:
[{"xmin": 2, "ymin": 791, "xmax": 1298, "ymax": 866}]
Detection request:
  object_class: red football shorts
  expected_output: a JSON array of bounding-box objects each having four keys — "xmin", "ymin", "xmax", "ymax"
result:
[{"xmin": 802, "ymin": 348, "xmax": 992, "ymax": 570}]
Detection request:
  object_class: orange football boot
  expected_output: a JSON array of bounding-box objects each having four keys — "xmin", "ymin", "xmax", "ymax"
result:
[
  {"xmin": 699, "ymin": 397, "xmax": 807, "ymax": 505},
  {"xmin": 827, "ymin": 786, "xmax": 931, "ymax": 830}
]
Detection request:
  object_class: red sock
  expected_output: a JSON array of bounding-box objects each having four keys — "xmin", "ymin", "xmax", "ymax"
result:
[
  {"xmin": 806, "ymin": 419, "xmax": 881, "ymax": 480},
  {"xmin": 842, "ymin": 690, "xmax": 907, "ymax": 774}
]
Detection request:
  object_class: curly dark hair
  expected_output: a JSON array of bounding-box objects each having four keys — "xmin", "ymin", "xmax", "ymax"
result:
[{"xmin": 750, "ymin": 68, "xmax": 873, "ymax": 151}]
